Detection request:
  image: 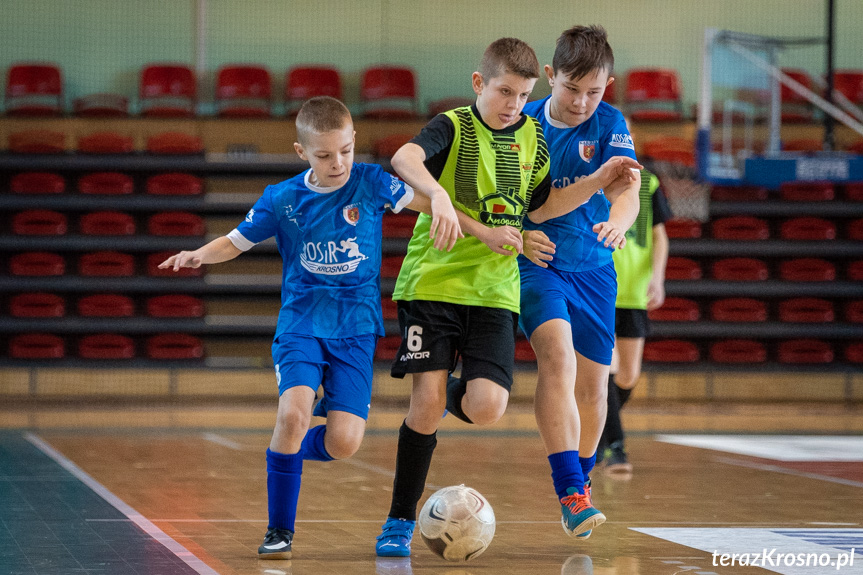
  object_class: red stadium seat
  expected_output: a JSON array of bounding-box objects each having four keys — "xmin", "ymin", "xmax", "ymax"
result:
[
  {"xmin": 663, "ymin": 218, "xmax": 702, "ymax": 239},
  {"xmin": 146, "ymin": 173, "xmax": 203, "ymax": 195},
  {"xmin": 360, "ymin": 66, "xmax": 419, "ymax": 119},
  {"xmin": 381, "ymin": 297, "xmax": 398, "ymax": 320},
  {"xmin": 647, "ymin": 297, "xmax": 700, "ymax": 321},
  {"xmin": 373, "ymin": 133, "xmax": 414, "ymax": 158},
  {"xmin": 514, "ymin": 339, "xmax": 536, "ymax": 363},
  {"xmin": 215, "ymin": 65, "xmax": 272, "ymax": 118},
  {"xmin": 848, "ymin": 219, "xmax": 863, "ymax": 241},
  {"xmin": 146, "ymin": 132, "xmax": 203, "ymax": 154},
  {"xmin": 77, "ymin": 172, "xmax": 134, "ymax": 195},
  {"xmin": 285, "ymin": 66, "xmax": 343, "ymax": 115},
  {"xmin": 782, "ymin": 139, "xmax": 824, "ymax": 153},
  {"xmin": 710, "ymin": 185, "xmax": 769, "ymax": 202},
  {"xmin": 146, "ymin": 294, "xmax": 205, "ymax": 318},
  {"xmin": 10, "ymin": 293, "xmax": 66, "ymax": 318},
  {"xmin": 146, "ymin": 333, "xmax": 204, "ymax": 360},
  {"xmin": 147, "ymin": 212, "xmax": 205, "ymax": 236},
  {"xmin": 779, "ymin": 181, "xmax": 834, "ymax": 201},
  {"xmin": 777, "ymin": 339, "xmax": 833, "ymax": 364},
  {"xmin": 382, "ymin": 212, "xmax": 418, "ymax": 238},
  {"xmin": 846, "ymin": 343, "xmax": 863, "ymax": 364},
  {"xmin": 10, "ymin": 333, "xmax": 65, "ymax": 359},
  {"xmin": 5, "ymin": 63, "xmax": 63, "ymax": 116},
  {"xmin": 79, "ymin": 211, "xmax": 136, "ymax": 236},
  {"xmin": 12, "ymin": 210, "xmax": 67, "ymax": 235},
  {"xmin": 665, "ymin": 257, "xmax": 702, "ymax": 280},
  {"xmin": 139, "ymin": 63, "xmax": 196, "ymax": 117},
  {"xmin": 374, "ymin": 336, "xmax": 402, "ymax": 361},
  {"xmin": 381, "ymin": 256, "xmax": 404, "ymax": 278},
  {"xmin": 79, "ymin": 252, "xmax": 135, "ymax": 277},
  {"xmin": 9, "ymin": 252, "xmax": 65, "ymax": 276},
  {"xmin": 79, "ymin": 334, "xmax": 135, "ymax": 359},
  {"xmin": 427, "ymin": 97, "xmax": 474, "ymax": 117},
  {"xmin": 779, "ymin": 258, "xmax": 836, "ymax": 281},
  {"xmin": 643, "ymin": 339, "xmax": 700, "ymax": 363},
  {"xmin": 73, "ymin": 93, "xmax": 129, "ymax": 118},
  {"xmin": 709, "ymin": 339, "xmax": 767, "ymax": 364},
  {"xmin": 147, "ymin": 251, "xmax": 203, "ymax": 277},
  {"xmin": 846, "ymin": 301, "xmax": 863, "ymax": 323},
  {"xmin": 709, "ymin": 298, "xmax": 768, "ymax": 322},
  {"xmin": 602, "ymin": 83, "xmax": 615, "ymax": 104},
  {"xmin": 624, "ymin": 68, "xmax": 684, "ymax": 122},
  {"xmin": 780, "ymin": 68, "xmax": 815, "ymax": 123},
  {"xmin": 832, "ymin": 70, "xmax": 863, "ymax": 105},
  {"xmin": 77, "ymin": 132, "xmax": 135, "ymax": 154},
  {"xmin": 849, "ymin": 261, "xmax": 863, "ymax": 281},
  {"xmin": 846, "ymin": 182, "xmax": 863, "ymax": 202},
  {"xmin": 778, "ymin": 298, "xmax": 834, "ymax": 323},
  {"xmin": 77, "ymin": 294, "xmax": 135, "ymax": 317},
  {"xmin": 8, "ymin": 130, "xmax": 65, "ymax": 153},
  {"xmin": 10, "ymin": 172, "xmax": 65, "ymax": 194},
  {"xmin": 779, "ymin": 217, "xmax": 836, "ymax": 240},
  {"xmin": 712, "ymin": 258, "xmax": 769, "ymax": 281},
  {"xmin": 712, "ymin": 216, "xmax": 769, "ymax": 240},
  {"xmin": 641, "ymin": 136, "xmax": 694, "ymax": 166}
]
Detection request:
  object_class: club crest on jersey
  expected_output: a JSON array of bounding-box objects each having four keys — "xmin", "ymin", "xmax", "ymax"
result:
[
  {"xmin": 579, "ymin": 141, "xmax": 597, "ymax": 162},
  {"xmin": 343, "ymin": 203, "xmax": 361, "ymax": 226}
]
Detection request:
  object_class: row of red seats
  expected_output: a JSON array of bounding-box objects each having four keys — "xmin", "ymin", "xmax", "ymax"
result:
[
  {"xmin": 710, "ymin": 182, "xmax": 863, "ymax": 202},
  {"xmin": 7, "ymin": 171, "xmax": 202, "ymax": 195},
  {"xmin": 642, "ymin": 339, "xmax": 862, "ymax": 365},
  {"xmin": 667, "ymin": 257, "xmax": 860, "ymax": 281},
  {"xmin": 8, "ymin": 251, "xmax": 202, "ymax": 277},
  {"xmin": 650, "ymin": 297, "xmax": 862, "ymax": 323},
  {"xmin": 7, "ymin": 130, "xmax": 203, "ymax": 155},
  {"xmin": 5, "ymin": 62, "xmax": 421, "ymax": 119},
  {"xmin": 10, "ymin": 211, "xmax": 205, "ymax": 236},
  {"xmin": 9, "ymin": 293, "xmax": 203, "ymax": 318},
  {"xmin": 8, "ymin": 332, "xmax": 203, "ymax": 360},
  {"xmin": 664, "ymin": 215, "xmax": 863, "ymax": 241}
]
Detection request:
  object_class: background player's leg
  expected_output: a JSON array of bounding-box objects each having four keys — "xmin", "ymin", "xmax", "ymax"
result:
[{"xmin": 603, "ymin": 337, "xmax": 643, "ymax": 473}]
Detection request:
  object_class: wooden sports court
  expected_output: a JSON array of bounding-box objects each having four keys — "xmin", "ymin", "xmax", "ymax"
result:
[{"xmin": 2, "ymin": 379, "xmax": 862, "ymax": 575}]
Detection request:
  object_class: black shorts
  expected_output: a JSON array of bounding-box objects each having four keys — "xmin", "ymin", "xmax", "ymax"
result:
[
  {"xmin": 390, "ymin": 300, "xmax": 518, "ymax": 392},
  {"xmin": 615, "ymin": 308, "xmax": 650, "ymax": 339}
]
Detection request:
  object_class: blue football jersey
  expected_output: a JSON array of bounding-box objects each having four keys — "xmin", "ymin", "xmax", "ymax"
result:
[
  {"xmin": 230, "ymin": 163, "xmax": 413, "ymax": 339},
  {"xmin": 521, "ymin": 97, "xmax": 637, "ymax": 272}
]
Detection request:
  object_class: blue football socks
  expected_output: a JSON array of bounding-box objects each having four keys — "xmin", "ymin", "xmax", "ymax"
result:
[
  {"xmin": 300, "ymin": 424, "xmax": 335, "ymax": 462},
  {"xmin": 549, "ymin": 450, "xmax": 584, "ymax": 499},
  {"xmin": 266, "ymin": 448, "xmax": 303, "ymax": 532}
]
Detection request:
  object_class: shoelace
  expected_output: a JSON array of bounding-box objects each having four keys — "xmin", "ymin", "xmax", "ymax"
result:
[{"xmin": 561, "ymin": 491, "xmax": 592, "ymax": 514}]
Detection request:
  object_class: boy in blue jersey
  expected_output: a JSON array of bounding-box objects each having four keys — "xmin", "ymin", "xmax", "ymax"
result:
[
  {"xmin": 518, "ymin": 25, "xmax": 642, "ymax": 539},
  {"xmin": 158, "ymin": 96, "xmax": 460, "ymax": 560}
]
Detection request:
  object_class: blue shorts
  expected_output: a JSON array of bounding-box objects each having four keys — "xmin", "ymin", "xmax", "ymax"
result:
[
  {"xmin": 272, "ymin": 332, "xmax": 377, "ymax": 420},
  {"xmin": 519, "ymin": 262, "xmax": 617, "ymax": 365}
]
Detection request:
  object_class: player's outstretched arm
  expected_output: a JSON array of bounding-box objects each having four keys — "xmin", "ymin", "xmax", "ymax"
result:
[
  {"xmin": 593, "ymin": 169, "xmax": 641, "ymax": 249},
  {"xmin": 158, "ymin": 236, "xmax": 243, "ymax": 271},
  {"xmin": 647, "ymin": 222, "xmax": 669, "ymax": 310},
  {"xmin": 527, "ymin": 156, "xmax": 642, "ymax": 224},
  {"xmin": 392, "ymin": 142, "xmax": 462, "ymax": 251}
]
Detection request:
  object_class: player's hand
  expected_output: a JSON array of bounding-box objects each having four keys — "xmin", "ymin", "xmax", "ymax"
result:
[
  {"xmin": 593, "ymin": 221, "xmax": 627, "ymax": 249},
  {"xmin": 158, "ymin": 251, "xmax": 203, "ymax": 271},
  {"xmin": 595, "ymin": 156, "xmax": 642, "ymax": 190},
  {"xmin": 646, "ymin": 277, "xmax": 666, "ymax": 310},
  {"xmin": 480, "ymin": 225, "xmax": 523, "ymax": 256},
  {"xmin": 429, "ymin": 189, "xmax": 463, "ymax": 251},
  {"xmin": 603, "ymin": 171, "xmax": 635, "ymax": 203},
  {"xmin": 523, "ymin": 230, "xmax": 555, "ymax": 268}
]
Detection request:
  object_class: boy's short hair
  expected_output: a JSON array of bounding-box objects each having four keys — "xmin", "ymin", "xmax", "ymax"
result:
[
  {"xmin": 479, "ymin": 37, "xmax": 540, "ymax": 82},
  {"xmin": 296, "ymin": 96, "xmax": 352, "ymax": 145},
  {"xmin": 552, "ymin": 25, "xmax": 615, "ymax": 81}
]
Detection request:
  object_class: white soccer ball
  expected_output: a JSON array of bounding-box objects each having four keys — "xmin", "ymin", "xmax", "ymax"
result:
[{"xmin": 417, "ymin": 484, "xmax": 495, "ymax": 562}]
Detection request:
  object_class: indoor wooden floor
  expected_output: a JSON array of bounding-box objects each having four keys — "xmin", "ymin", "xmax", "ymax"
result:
[{"xmin": 2, "ymin": 419, "xmax": 862, "ymax": 575}]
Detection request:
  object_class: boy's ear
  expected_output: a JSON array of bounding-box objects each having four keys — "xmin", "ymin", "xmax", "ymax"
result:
[
  {"xmin": 294, "ymin": 142, "xmax": 306, "ymax": 160},
  {"xmin": 606, "ymin": 76, "xmax": 615, "ymax": 87},
  {"xmin": 471, "ymin": 72, "xmax": 484, "ymax": 96},
  {"xmin": 544, "ymin": 65, "xmax": 555, "ymax": 86}
]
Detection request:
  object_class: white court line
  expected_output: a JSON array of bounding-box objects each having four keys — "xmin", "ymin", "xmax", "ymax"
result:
[
  {"xmin": 25, "ymin": 433, "xmax": 219, "ymax": 575},
  {"xmin": 716, "ymin": 456, "xmax": 863, "ymax": 489},
  {"xmin": 201, "ymin": 432, "xmax": 442, "ymax": 490}
]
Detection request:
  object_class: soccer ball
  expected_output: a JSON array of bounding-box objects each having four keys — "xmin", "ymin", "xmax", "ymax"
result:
[{"xmin": 417, "ymin": 484, "xmax": 495, "ymax": 562}]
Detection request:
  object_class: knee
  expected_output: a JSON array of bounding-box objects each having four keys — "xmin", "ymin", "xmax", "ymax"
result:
[
  {"xmin": 575, "ymin": 380, "xmax": 607, "ymax": 408},
  {"xmin": 324, "ymin": 430, "xmax": 363, "ymax": 460},
  {"xmin": 614, "ymin": 368, "xmax": 640, "ymax": 390},
  {"xmin": 464, "ymin": 385, "xmax": 509, "ymax": 425},
  {"xmin": 275, "ymin": 405, "xmax": 311, "ymax": 441}
]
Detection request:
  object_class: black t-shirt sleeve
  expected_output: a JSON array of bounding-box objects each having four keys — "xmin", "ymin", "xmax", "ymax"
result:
[
  {"xmin": 652, "ymin": 187, "xmax": 673, "ymax": 225},
  {"xmin": 409, "ymin": 114, "xmax": 455, "ymax": 180},
  {"xmin": 527, "ymin": 172, "xmax": 551, "ymax": 212}
]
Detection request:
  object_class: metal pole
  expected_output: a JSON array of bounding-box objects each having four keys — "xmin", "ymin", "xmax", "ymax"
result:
[{"xmin": 824, "ymin": 0, "xmax": 835, "ymax": 151}]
